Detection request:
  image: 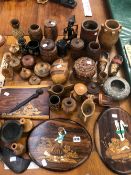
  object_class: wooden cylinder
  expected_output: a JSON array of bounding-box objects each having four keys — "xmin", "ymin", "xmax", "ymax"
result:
[
  {"xmin": 87, "ymin": 41, "xmax": 101, "ymax": 61},
  {"xmin": 71, "ymin": 38, "xmax": 84, "ymax": 59},
  {"xmin": 44, "ymin": 19, "xmax": 58, "ymax": 41},
  {"xmin": 40, "ymin": 39, "xmax": 57, "ymax": 63},
  {"xmin": 28, "ymin": 24, "xmax": 43, "ymax": 42},
  {"xmin": 80, "ymin": 20, "xmax": 99, "ymax": 46}
]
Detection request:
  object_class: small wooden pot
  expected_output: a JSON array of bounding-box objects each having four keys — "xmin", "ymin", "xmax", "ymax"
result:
[
  {"xmin": 28, "ymin": 24, "xmax": 43, "ymax": 42},
  {"xmin": 71, "ymin": 38, "xmax": 84, "ymax": 60},
  {"xmin": 87, "ymin": 41, "xmax": 101, "ymax": 61},
  {"xmin": 62, "ymin": 97, "xmax": 76, "ymax": 114},
  {"xmin": 44, "ymin": 19, "xmax": 58, "ymax": 41},
  {"xmin": 11, "ymin": 142, "xmax": 26, "ymax": 156},
  {"xmin": 9, "ymin": 58, "xmax": 22, "ymax": 72},
  {"xmin": 21, "ymin": 55, "xmax": 35, "ymax": 69},
  {"xmin": 27, "ymin": 40, "xmax": 40, "ymax": 56},
  {"xmin": 72, "ymin": 83, "xmax": 87, "ymax": 101},
  {"xmin": 29, "ymin": 75, "xmax": 41, "ymax": 85},
  {"xmin": 80, "ymin": 20, "xmax": 99, "ymax": 46},
  {"xmin": 49, "ymin": 95, "xmax": 61, "ymax": 112},
  {"xmin": 34, "ymin": 62, "xmax": 51, "ymax": 78},
  {"xmin": 20, "ymin": 68, "xmax": 32, "ymax": 80},
  {"xmin": 40, "ymin": 39, "xmax": 57, "ymax": 63},
  {"xmin": 20, "ymin": 118, "xmax": 33, "ymax": 133}
]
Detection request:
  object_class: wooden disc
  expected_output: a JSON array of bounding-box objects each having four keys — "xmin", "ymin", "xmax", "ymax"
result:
[
  {"xmin": 28, "ymin": 119, "xmax": 92, "ymax": 171},
  {"xmin": 95, "ymin": 107, "xmax": 131, "ymax": 174}
]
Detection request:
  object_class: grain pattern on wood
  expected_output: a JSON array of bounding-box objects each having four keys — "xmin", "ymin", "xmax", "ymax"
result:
[
  {"xmin": 95, "ymin": 108, "xmax": 131, "ymax": 174},
  {"xmin": 28, "ymin": 119, "xmax": 92, "ymax": 171},
  {"xmin": 0, "ymin": 0, "xmax": 108, "ymax": 35},
  {"xmin": 0, "ymin": 87, "xmax": 49, "ymax": 119}
]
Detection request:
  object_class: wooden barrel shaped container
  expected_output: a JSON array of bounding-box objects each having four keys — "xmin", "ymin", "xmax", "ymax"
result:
[
  {"xmin": 71, "ymin": 38, "xmax": 84, "ymax": 59},
  {"xmin": 40, "ymin": 39, "xmax": 57, "ymax": 63}
]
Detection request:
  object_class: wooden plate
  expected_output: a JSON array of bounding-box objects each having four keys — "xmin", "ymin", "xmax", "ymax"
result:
[
  {"xmin": 28, "ymin": 119, "xmax": 92, "ymax": 171},
  {"xmin": 95, "ymin": 107, "xmax": 131, "ymax": 174}
]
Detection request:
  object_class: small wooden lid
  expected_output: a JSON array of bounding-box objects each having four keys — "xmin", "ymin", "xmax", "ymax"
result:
[
  {"xmin": 71, "ymin": 38, "xmax": 84, "ymax": 50},
  {"xmin": 28, "ymin": 119, "xmax": 92, "ymax": 171},
  {"xmin": 44, "ymin": 19, "xmax": 57, "ymax": 28},
  {"xmin": 40, "ymin": 39, "xmax": 55, "ymax": 51}
]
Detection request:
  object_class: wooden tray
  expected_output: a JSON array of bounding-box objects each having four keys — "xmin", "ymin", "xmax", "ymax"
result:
[
  {"xmin": 28, "ymin": 119, "xmax": 92, "ymax": 171},
  {"xmin": 0, "ymin": 86, "xmax": 49, "ymax": 120},
  {"xmin": 95, "ymin": 107, "xmax": 131, "ymax": 174}
]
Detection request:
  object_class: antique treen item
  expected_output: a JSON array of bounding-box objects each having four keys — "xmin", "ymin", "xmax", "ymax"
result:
[
  {"xmin": 50, "ymin": 59, "xmax": 69, "ymax": 84},
  {"xmin": 40, "ymin": 39, "xmax": 57, "ymax": 63},
  {"xmin": 28, "ymin": 24, "xmax": 43, "ymax": 42},
  {"xmin": 71, "ymin": 83, "xmax": 87, "ymax": 101},
  {"xmin": 63, "ymin": 16, "xmax": 78, "ymax": 44},
  {"xmin": 20, "ymin": 68, "xmax": 32, "ymax": 80},
  {"xmin": 71, "ymin": 38, "xmax": 84, "ymax": 59},
  {"xmin": 62, "ymin": 97, "xmax": 76, "ymax": 114},
  {"xmin": 44, "ymin": 19, "xmax": 58, "ymax": 41},
  {"xmin": 98, "ymin": 19, "xmax": 122, "ymax": 50},
  {"xmin": 28, "ymin": 119, "xmax": 92, "ymax": 171},
  {"xmin": 27, "ymin": 40, "xmax": 40, "ymax": 56},
  {"xmin": 29, "ymin": 75, "xmax": 41, "ymax": 85},
  {"xmin": 49, "ymin": 95, "xmax": 61, "ymax": 112},
  {"xmin": 21, "ymin": 55, "xmax": 35, "ymax": 69},
  {"xmin": 34, "ymin": 62, "xmax": 51, "ymax": 78},
  {"xmin": 95, "ymin": 108, "xmax": 131, "ymax": 174},
  {"xmin": 10, "ymin": 19, "xmax": 24, "ymax": 40},
  {"xmin": 80, "ymin": 20, "xmax": 99, "ymax": 46},
  {"xmin": 20, "ymin": 118, "xmax": 33, "ymax": 133},
  {"xmin": 11, "ymin": 142, "xmax": 26, "ymax": 156},
  {"xmin": 48, "ymin": 84, "xmax": 64, "ymax": 97},
  {"xmin": 9, "ymin": 58, "xmax": 22, "ymax": 72},
  {"xmin": 80, "ymin": 95, "xmax": 95, "ymax": 122},
  {"xmin": 109, "ymin": 55, "xmax": 123, "ymax": 76},
  {"xmin": 1, "ymin": 120, "xmax": 23, "ymax": 143},
  {"xmin": 103, "ymin": 76, "xmax": 130, "ymax": 100},
  {"xmin": 0, "ymin": 87, "xmax": 49, "ymax": 120},
  {"xmin": 74, "ymin": 57, "xmax": 96, "ymax": 81},
  {"xmin": 87, "ymin": 41, "xmax": 101, "ymax": 61}
]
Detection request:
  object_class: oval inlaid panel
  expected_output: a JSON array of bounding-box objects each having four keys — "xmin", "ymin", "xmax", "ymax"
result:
[
  {"xmin": 95, "ymin": 107, "xmax": 131, "ymax": 174},
  {"xmin": 28, "ymin": 119, "xmax": 92, "ymax": 171}
]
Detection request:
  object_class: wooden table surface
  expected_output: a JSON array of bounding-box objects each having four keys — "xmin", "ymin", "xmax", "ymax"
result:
[{"xmin": 0, "ymin": 0, "xmax": 131, "ymax": 175}]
